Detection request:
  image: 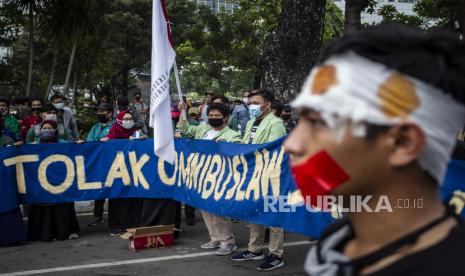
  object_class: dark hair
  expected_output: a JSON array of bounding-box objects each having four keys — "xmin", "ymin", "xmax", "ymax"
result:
[
  {"xmin": 207, "ymin": 103, "xmax": 230, "ymax": 118},
  {"xmin": 13, "ymin": 97, "xmax": 28, "ymax": 105},
  {"xmin": 50, "ymin": 94, "xmax": 64, "ymax": 102},
  {"xmin": 212, "ymin": 95, "xmax": 230, "ymax": 105},
  {"xmin": 205, "ymin": 92, "xmax": 214, "ymax": 96},
  {"xmin": 30, "ymin": 97, "xmax": 43, "ymax": 105},
  {"xmin": 283, "ymin": 104, "xmax": 292, "ymax": 113},
  {"xmin": 96, "ymin": 103, "xmax": 113, "ymax": 113},
  {"xmin": 41, "ymin": 104, "xmax": 56, "ymax": 113},
  {"xmin": 250, "ymin": 88, "xmax": 274, "ymax": 103},
  {"xmin": 0, "ymin": 98, "xmax": 9, "ymax": 106},
  {"xmin": 101, "ymin": 87, "xmax": 112, "ymax": 98},
  {"xmin": 117, "ymin": 96, "xmax": 129, "ymax": 108},
  {"xmin": 272, "ymin": 101, "xmax": 284, "ymax": 117},
  {"xmin": 321, "ymin": 24, "xmax": 465, "ymax": 104},
  {"xmin": 134, "ymin": 92, "xmax": 141, "ymax": 97}
]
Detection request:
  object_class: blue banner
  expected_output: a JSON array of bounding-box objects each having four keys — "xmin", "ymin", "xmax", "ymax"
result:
[
  {"xmin": 0, "ymin": 138, "xmax": 333, "ymax": 238},
  {"xmin": 1, "ymin": 138, "xmax": 465, "ymax": 238}
]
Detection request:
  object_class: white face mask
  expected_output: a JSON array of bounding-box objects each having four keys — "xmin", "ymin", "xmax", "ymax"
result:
[
  {"xmin": 53, "ymin": 102, "xmax": 64, "ymax": 110},
  {"xmin": 45, "ymin": 114, "xmax": 57, "ymax": 122},
  {"xmin": 243, "ymin": 97, "xmax": 249, "ymax": 104},
  {"xmin": 121, "ymin": 120, "xmax": 134, "ymax": 129},
  {"xmin": 249, "ymin": 104, "xmax": 262, "ymax": 119}
]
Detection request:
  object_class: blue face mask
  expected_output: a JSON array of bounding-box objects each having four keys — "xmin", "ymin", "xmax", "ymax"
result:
[
  {"xmin": 40, "ymin": 129, "xmax": 56, "ymax": 139},
  {"xmin": 249, "ymin": 104, "xmax": 262, "ymax": 119}
]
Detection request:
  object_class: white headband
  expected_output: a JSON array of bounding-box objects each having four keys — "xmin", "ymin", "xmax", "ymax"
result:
[{"xmin": 292, "ymin": 52, "xmax": 465, "ymax": 183}]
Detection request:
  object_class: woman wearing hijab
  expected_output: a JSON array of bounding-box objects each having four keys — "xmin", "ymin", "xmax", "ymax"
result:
[
  {"xmin": 28, "ymin": 120, "xmax": 80, "ymax": 241},
  {"xmin": 102, "ymin": 110, "xmax": 180, "ymax": 237},
  {"xmin": 101, "ymin": 111, "xmax": 142, "ymax": 235}
]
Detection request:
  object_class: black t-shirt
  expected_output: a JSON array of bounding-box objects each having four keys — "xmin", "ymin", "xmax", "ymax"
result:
[
  {"xmin": 369, "ymin": 218, "xmax": 465, "ymax": 276},
  {"xmin": 248, "ymin": 118, "xmax": 262, "ymax": 144},
  {"xmin": 316, "ymin": 215, "xmax": 465, "ymax": 276}
]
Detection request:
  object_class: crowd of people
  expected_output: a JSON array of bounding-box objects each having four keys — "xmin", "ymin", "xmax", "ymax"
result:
[
  {"xmin": 0, "ymin": 87, "xmax": 296, "ymax": 271},
  {"xmin": 3, "ymin": 23, "xmax": 465, "ymax": 275}
]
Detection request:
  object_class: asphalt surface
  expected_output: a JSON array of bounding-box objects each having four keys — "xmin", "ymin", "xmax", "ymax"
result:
[{"xmin": 0, "ymin": 208, "xmax": 313, "ymax": 276}]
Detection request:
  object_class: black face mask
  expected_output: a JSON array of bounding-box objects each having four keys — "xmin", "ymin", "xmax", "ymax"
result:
[
  {"xmin": 97, "ymin": 114, "xmax": 109, "ymax": 123},
  {"xmin": 32, "ymin": 108, "xmax": 41, "ymax": 114},
  {"xmin": 208, "ymin": 118, "xmax": 225, "ymax": 128},
  {"xmin": 281, "ymin": 114, "xmax": 291, "ymax": 121}
]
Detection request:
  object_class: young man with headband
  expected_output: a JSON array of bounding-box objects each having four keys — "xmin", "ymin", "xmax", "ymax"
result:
[{"xmin": 284, "ymin": 25, "xmax": 465, "ymax": 275}]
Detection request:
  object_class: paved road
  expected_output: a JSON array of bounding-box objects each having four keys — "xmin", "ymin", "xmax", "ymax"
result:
[{"xmin": 0, "ymin": 209, "xmax": 313, "ymax": 276}]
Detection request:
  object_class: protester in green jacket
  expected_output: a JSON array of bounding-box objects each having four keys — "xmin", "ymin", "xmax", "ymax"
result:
[
  {"xmin": 177, "ymin": 102, "xmax": 241, "ymax": 256},
  {"xmin": 86, "ymin": 103, "xmax": 115, "ymax": 142},
  {"xmin": 178, "ymin": 103, "xmax": 241, "ymax": 142},
  {"xmin": 231, "ymin": 89, "xmax": 287, "ymax": 271},
  {"xmin": 0, "ymin": 98, "xmax": 19, "ymax": 136},
  {"xmin": 212, "ymin": 96, "xmax": 240, "ymax": 133},
  {"xmin": 187, "ymin": 107, "xmax": 201, "ymax": 126},
  {"xmin": 85, "ymin": 103, "xmax": 115, "ymax": 227},
  {"xmin": 0, "ymin": 113, "xmax": 21, "ymax": 147}
]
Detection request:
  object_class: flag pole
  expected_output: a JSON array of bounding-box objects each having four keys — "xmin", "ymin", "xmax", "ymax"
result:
[{"xmin": 173, "ymin": 59, "xmax": 186, "ymax": 120}]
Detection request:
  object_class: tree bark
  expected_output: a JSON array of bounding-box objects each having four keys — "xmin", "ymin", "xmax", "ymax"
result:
[
  {"xmin": 26, "ymin": 4, "xmax": 34, "ymax": 97},
  {"xmin": 45, "ymin": 49, "xmax": 58, "ymax": 100},
  {"xmin": 261, "ymin": 0, "xmax": 327, "ymax": 102},
  {"xmin": 344, "ymin": 0, "xmax": 362, "ymax": 34},
  {"xmin": 63, "ymin": 33, "xmax": 78, "ymax": 95},
  {"xmin": 72, "ymin": 70, "xmax": 77, "ymax": 110}
]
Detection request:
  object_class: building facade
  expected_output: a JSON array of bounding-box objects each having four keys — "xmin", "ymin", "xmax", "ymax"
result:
[
  {"xmin": 195, "ymin": 0, "xmax": 239, "ymax": 14},
  {"xmin": 333, "ymin": 0, "xmax": 417, "ymax": 25}
]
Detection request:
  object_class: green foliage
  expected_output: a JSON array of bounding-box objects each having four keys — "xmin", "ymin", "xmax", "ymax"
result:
[
  {"xmin": 323, "ymin": 0, "xmax": 344, "ymax": 44},
  {"xmin": 170, "ymin": 0, "xmax": 281, "ymax": 95},
  {"xmin": 376, "ymin": 0, "xmax": 465, "ymax": 30},
  {"xmin": 378, "ymin": 4, "xmax": 425, "ymax": 28}
]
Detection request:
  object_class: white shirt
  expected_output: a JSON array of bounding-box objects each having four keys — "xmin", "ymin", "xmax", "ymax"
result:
[{"xmin": 202, "ymin": 129, "xmax": 219, "ymax": 140}]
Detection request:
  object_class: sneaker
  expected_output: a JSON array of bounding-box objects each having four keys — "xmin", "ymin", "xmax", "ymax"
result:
[
  {"xmin": 200, "ymin": 240, "xmax": 221, "ymax": 249},
  {"xmin": 68, "ymin": 233, "xmax": 79, "ymax": 240},
  {"xmin": 257, "ymin": 254, "xmax": 284, "ymax": 271},
  {"xmin": 186, "ymin": 214, "xmax": 196, "ymax": 226},
  {"xmin": 110, "ymin": 228, "xmax": 125, "ymax": 236},
  {"xmin": 87, "ymin": 217, "xmax": 104, "ymax": 226},
  {"xmin": 230, "ymin": 250, "xmax": 265, "ymax": 261},
  {"xmin": 216, "ymin": 244, "xmax": 237, "ymax": 256}
]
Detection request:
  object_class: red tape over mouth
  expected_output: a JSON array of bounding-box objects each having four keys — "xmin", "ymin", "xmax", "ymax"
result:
[{"xmin": 291, "ymin": 151, "xmax": 350, "ymax": 208}]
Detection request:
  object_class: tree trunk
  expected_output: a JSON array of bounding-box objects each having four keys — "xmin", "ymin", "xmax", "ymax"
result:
[
  {"xmin": 72, "ymin": 70, "xmax": 77, "ymax": 111},
  {"xmin": 261, "ymin": 0, "xmax": 327, "ymax": 102},
  {"xmin": 26, "ymin": 4, "xmax": 34, "ymax": 97},
  {"xmin": 63, "ymin": 33, "xmax": 78, "ymax": 95},
  {"xmin": 344, "ymin": 0, "xmax": 362, "ymax": 34},
  {"xmin": 121, "ymin": 64, "xmax": 129, "ymax": 96},
  {"xmin": 45, "ymin": 49, "xmax": 58, "ymax": 100}
]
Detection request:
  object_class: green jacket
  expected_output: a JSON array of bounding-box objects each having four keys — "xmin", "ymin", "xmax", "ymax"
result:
[
  {"xmin": 86, "ymin": 120, "xmax": 114, "ymax": 142},
  {"xmin": 3, "ymin": 115, "xmax": 19, "ymax": 135},
  {"xmin": 0, "ymin": 133, "xmax": 15, "ymax": 147},
  {"xmin": 230, "ymin": 116, "xmax": 239, "ymax": 132},
  {"xmin": 243, "ymin": 112, "xmax": 286, "ymax": 144},
  {"xmin": 177, "ymin": 120, "xmax": 242, "ymax": 143}
]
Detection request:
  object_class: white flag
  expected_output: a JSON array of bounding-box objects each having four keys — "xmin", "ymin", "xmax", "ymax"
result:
[{"xmin": 149, "ymin": 0, "xmax": 176, "ymax": 164}]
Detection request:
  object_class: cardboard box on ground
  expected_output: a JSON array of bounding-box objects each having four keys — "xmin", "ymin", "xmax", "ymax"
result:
[{"xmin": 120, "ymin": 225, "xmax": 175, "ymax": 252}]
